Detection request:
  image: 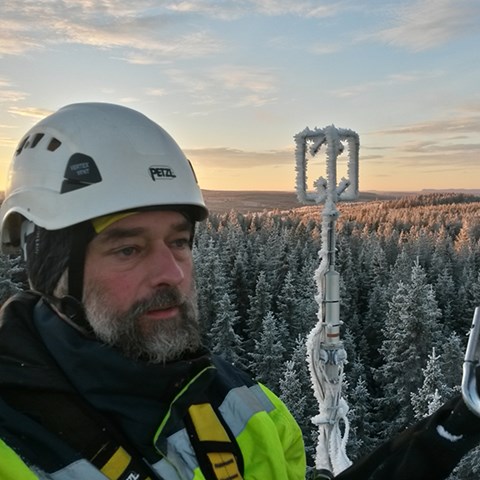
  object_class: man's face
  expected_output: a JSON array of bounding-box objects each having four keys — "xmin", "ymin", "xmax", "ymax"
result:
[{"xmin": 82, "ymin": 210, "xmax": 201, "ymax": 363}]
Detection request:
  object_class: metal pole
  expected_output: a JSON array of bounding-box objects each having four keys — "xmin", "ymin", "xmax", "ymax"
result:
[{"xmin": 462, "ymin": 307, "xmax": 480, "ymax": 416}]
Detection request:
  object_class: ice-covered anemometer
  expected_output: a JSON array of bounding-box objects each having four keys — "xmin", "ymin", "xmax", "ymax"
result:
[
  {"xmin": 294, "ymin": 125, "xmax": 360, "ymax": 477},
  {"xmin": 462, "ymin": 307, "xmax": 480, "ymax": 417}
]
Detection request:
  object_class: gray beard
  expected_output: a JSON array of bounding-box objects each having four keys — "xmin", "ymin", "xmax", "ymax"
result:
[{"xmin": 83, "ymin": 284, "xmax": 202, "ymax": 364}]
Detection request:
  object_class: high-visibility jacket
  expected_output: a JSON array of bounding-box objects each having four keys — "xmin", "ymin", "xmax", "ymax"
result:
[{"xmin": 0, "ymin": 292, "xmax": 306, "ymax": 480}]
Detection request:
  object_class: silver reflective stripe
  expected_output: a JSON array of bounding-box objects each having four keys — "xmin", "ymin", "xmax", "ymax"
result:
[
  {"xmin": 153, "ymin": 428, "xmax": 196, "ymax": 480},
  {"xmin": 49, "ymin": 460, "xmax": 108, "ymax": 479},
  {"xmin": 249, "ymin": 384, "xmax": 276, "ymax": 412},
  {"xmin": 218, "ymin": 384, "xmax": 275, "ymax": 437}
]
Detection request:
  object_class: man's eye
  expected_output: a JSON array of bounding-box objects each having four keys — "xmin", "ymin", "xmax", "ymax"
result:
[
  {"xmin": 116, "ymin": 246, "xmax": 138, "ymax": 257},
  {"xmin": 172, "ymin": 238, "xmax": 191, "ymax": 249}
]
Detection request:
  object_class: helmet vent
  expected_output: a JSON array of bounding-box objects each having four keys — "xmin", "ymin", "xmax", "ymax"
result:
[
  {"xmin": 15, "ymin": 136, "xmax": 30, "ymax": 156},
  {"xmin": 31, "ymin": 133, "xmax": 44, "ymax": 148},
  {"xmin": 47, "ymin": 138, "xmax": 62, "ymax": 152}
]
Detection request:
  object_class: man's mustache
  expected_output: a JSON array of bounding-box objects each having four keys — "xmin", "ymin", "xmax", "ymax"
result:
[{"xmin": 128, "ymin": 287, "xmax": 186, "ymax": 316}]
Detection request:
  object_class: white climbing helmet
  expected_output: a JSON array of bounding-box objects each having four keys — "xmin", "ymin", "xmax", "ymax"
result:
[{"xmin": 0, "ymin": 102, "xmax": 208, "ymax": 252}]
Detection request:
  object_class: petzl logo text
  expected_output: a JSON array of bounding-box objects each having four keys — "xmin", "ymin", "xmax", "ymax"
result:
[{"xmin": 149, "ymin": 166, "xmax": 177, "ymax": 181}]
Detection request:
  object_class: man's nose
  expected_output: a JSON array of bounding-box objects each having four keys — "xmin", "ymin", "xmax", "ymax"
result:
[{"xmin": 149, "ymin": 246, "xmax": 186, "ymax": 287}]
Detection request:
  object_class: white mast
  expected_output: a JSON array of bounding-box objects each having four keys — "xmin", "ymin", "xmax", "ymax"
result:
[{"xmin": 295, "ymin": 125, "xmax": 359, "ymax": 477}]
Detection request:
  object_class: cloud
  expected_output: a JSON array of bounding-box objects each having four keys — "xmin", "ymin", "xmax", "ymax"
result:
[
  {"xmin": 0, "ymin": 22, "xmax": 42, "ymax": 56},
  {"xmin": 394, "ymin": 150, "xmax": 480, "ymax": 169},
  {"xmin": 0, "ymin": 136, "xmax": 18, "ymax": 148},
  {"xmin": 209, "ymin": 66, "xmax": 278, "ymax": 107},
  {"xmin": 401, "ymin": 140, "xmax": 480, "ymax": 154},
  {"xmin": 375, "ymin": 114, "xmax": 480, "ymax": 136},
  {"xmin": 166, "ymin": 0, "xmax": 247, "ymax": 20},
  {"xmin": 165, "ymin": 65, "xmax": 279, "ymax": 108},
  {"xmin": 373, "ymin": 141, "xmax": 479, "ymax": 178},
  {"xmin": 0, "ymin": 1, "xmax": 223, "ymax": 60},
  {"xmin": 167, "ymin": 0, "xmax": 343, "ymax": 19},
  {"xmin": 0, "ymin": 0, "xmax": 348, "ymax": 60},
  {"xmin": 251, "ymin": 0, "xmax": 343, "ymax": 17},
  {"xmin": 362, "ymin": 107, "xmax": 480, "ymax": 177},
  {"xmin": 0, "ymin": 77, "xmax": 27, "ymax": 103},
  {"xmin": 310, "ymin": 44, "xmax": 343, "ymax": 55},
  {"xmin": 145, "ymin": 88, "xmax": 167, "ymax": 97},
  {"xmin": 361, "ymin": 103, "xmax": 480, "ymax": 176},
  {"xmin": 8, "ymin": 106, "xmax": 53, "ymax": 119},
  {"xmin": 185, "ymin": 146, "xmax": 293, "ymax": 168},
  {"xmin": 369, "ymin": 0, "xmax": 480, "ymax": 51},
  {"xmin": 330, "ymin": 69, "xmax": 444, "ymax": 98},
  {"xmin": 360, "ymin": 154, "xmax": 386, "ymax": 161}
]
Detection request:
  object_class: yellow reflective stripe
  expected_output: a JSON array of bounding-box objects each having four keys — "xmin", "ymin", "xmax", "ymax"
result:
[
  {"xmin": 188, "ymin": 403, "xmax": 230, "ymax": 442},
  {"xmin": 100, "ymin": 446, "xmax": 131, "ymax": 480},
  {"xmin": 207, "ymin": 452, "xmax": 241, "ymax": 480}
]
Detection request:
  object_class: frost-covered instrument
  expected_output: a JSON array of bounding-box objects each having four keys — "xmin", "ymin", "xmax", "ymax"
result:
[{"xmin": 295, "ymin": 125, "xmax": 359, "ymax": 477}]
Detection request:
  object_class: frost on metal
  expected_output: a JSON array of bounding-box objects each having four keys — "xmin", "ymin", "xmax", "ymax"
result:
[
  {"xmin": 294, "ymin": 125, "xmax": 359, "ymax": 205},
  {"xmin": 295, "ymin": 125, "xmax": 359, "ymax": 475}
]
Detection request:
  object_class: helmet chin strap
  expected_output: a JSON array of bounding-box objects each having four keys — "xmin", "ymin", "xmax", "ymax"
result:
[
  {"xmin": 44, "ymin": 221, "xmax": 97, "ymax": 336},
  {"xmin": 20, "ymin": 220, "xmax": 35, "ymax": 261},
  {"xmin": 68, "ymin": 222, "xmax": 95, "ymax": 303}
]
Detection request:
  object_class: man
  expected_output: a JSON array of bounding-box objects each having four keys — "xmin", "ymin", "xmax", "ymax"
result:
[
  {"xmin": 0, "ymin": 103, "xmax": 306, "ymax": 479},
  {"xmin": 0, "ymin": 103, "xmax": 479, "ymax": 480}
]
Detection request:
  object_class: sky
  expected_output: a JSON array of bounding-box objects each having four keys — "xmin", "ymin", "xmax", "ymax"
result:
[{"xmin": 1, "ymin": 0, "xmax": 480, "ymax": 194}]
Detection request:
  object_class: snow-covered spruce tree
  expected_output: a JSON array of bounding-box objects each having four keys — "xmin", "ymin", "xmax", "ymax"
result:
[
  {"xmin": 357, "ymin": 233, "xmax": 389, "ymax": 313},
  {"xmin": 438, "ymin": 332, "xmax": 464, "ymax": 391},
  {"xmin": 411, "ymin": 348, "xmax": 449, "ymax": 420},
  {"xmin": 431, "ymin": 227, "xmax": 456, "ymax": 278},
  {"xmin": 454, "ymin": 219, "xmax": 475, "ymax": 263},
  {"xmin": 465, "ymin": 270, "xmax": 480, "ymax": 320},
  {"xmin": 335, "ymin": 234, "xmax": 360, "ymax": 327},
  {"xmin": 208, "ymin": 292, "xmax": 245, "ymax": 369},
  {"xmin": 292, "ymin": 258, "xmax": 319, "ymax": 338},
  {"xmin": 229, "ymin": 245, "xmax": 252, "ymax": 325},
  {"xmin": 276, "ymin": 271, "xmax": 304, "ymax": 353},
  {"xmin": 193, "ymin": 236, "xmax": 237, "ymax": 347},
  {"xmin": 434, "ymin": 268, "xmax": 457, "ymax": 326},
  {"xmin": 363, "ymin": 282, "xmax": 390, "ymax": 366},
  {"xmin": 245, "ymin": 271, "xmax": 273, "ymax": 354},
  {"xmin": 376, "ymin": 260, "xmax": 442, "ymax": 440},
  {"xmin": 280, "ymin": 360, "xmax": 307, "ymax": 427},
  {"xmin": 193, "ymin": 236, "xmax": 222, "ymax": 332},
  {"xmin": 345, "ymin": 371, "xmax": 374, "ymax": 461},
  {"xmin": 250, "ymin": 310, "xmax": 285, "ymax": 392},
  {"xmin": 387, "ymin": 247, "xmax": 414, "ymax": 291},
  {"xmin": 217, "ymin": 216, "xmax": 253, "ymax": 322}
]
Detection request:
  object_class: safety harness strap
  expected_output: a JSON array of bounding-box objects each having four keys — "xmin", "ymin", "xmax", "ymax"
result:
[{"xmin": 186, "ymin": 403, "xmax": 243, "ymax": 480}]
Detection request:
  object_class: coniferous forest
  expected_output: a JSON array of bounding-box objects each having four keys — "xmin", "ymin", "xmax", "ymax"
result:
[{"xmin": 0, "ymin": 192, "xmax": 479, "ymax": 478}]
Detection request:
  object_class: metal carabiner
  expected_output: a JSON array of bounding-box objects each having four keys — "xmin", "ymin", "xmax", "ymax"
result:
[{"xmin": 461, "ymin": 307, "xmax": 480, "ymax": 416}]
